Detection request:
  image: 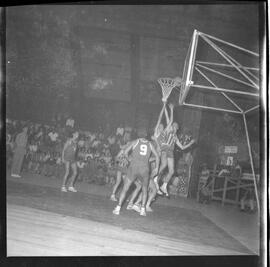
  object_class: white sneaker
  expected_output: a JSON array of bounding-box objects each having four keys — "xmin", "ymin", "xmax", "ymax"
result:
[
  {"xmin": 113, "ymin": 205, "xmax": 121, "ymax": 215},
  {"xmin": 157, "ymin": 189, "xmax": 164, "ymax": 195},
  {"xmin": 132, "ymin": 204, "xmax": 141, "ymax": 213},
  {"xmin": 110, "ymin": 194, "xmax": 117, "ymax": 202},
  {"xmin": 160, "ymin": 184, "xmax": 168, "ymax": 195},
  {"xmin": 68, "ymin": 186, "xmax": 77, "ymax": 192},
  {"xmin": 126, "ymin": 203, "xmax": 133, "ymax": 210},
  {"xmin": 61, "ymin": 186, "xmax": 67, "ymax": 192},
  {"xmin": 146, "ymin": 206, "xmax": 153, "ymax": 212},
  {"xmin": 140, "ymin": 207, "xmax": 146, "ymax": 216}
]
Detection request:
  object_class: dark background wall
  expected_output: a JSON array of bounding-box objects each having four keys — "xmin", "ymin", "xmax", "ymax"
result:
[
  {"xmin": 6, "ymin": 4, "xmax": 262, "ymax": 197},
  {"xmin": 6, "ymin": 4, "xmax": 260, "ymax": 128}
]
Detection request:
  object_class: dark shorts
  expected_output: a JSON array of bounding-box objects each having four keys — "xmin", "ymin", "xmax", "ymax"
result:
[
  {"xmin": 127, "ymin": 163, "xmax": 149, "ymax": 187},
  {"xmin": 161, "ymin": 147, "xmax": 174, "ymax": 159}
]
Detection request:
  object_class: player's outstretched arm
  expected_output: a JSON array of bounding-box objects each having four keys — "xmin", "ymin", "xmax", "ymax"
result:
[
  {"xmin": 154, "ymin": 103, "xmax": 166, "ymax": 136},
  {"xmin": 175, "ymin": 136, "xmax": 195, "ymax": 150},
  {"xmin": 164, "ymin": 105, "xmax": 170, "ymax": 126},
  {"xmin": 164, "ymin": 104, "xmax": 174, "ymax": 131},
  {"xmin": 122, "ymin": 140, "xmax": 137, "ymax": 156},
  {"xmin": 169, "ymin": 103, "xmax": 174, "ymax": 125}
]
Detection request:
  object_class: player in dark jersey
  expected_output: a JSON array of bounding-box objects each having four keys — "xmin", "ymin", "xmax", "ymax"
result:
[
  {"xmin": 61, "ymin": 131, "xmax": 79, "ymax": 192},
  {"xmin": 131, "ymin": 155, "xmax": 159, "ymax": 212},
  {"xmin": 113, "ymin": 130, "xmax": 159, "ymax": 216}
]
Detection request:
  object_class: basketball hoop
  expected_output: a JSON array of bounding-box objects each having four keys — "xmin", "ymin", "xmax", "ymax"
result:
[{"xmin": 158, "ymin": 77, "xmax": 182, "ymax": 102}]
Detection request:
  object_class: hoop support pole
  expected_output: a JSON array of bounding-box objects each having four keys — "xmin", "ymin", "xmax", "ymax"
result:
[{"xmin": 243, "ymin": 112, "xmax": 260, "ymax": 212}]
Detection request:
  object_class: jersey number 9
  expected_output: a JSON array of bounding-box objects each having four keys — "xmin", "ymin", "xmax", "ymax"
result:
[{"xmin": 140, "ymin": 144, "xmax": 148, "ymax": 156}]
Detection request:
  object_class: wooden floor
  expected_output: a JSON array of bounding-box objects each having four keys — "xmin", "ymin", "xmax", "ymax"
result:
[{"xmin": 7, "ymin": 204, "xmax": 247, "ymax": 256}]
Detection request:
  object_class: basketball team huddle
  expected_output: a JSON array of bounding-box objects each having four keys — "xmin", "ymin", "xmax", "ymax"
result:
[{"xmin": 111, "ymin": 103, "xmax": 195, "ymax": 216}]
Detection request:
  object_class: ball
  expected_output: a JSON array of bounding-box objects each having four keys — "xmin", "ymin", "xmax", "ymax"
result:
[{"xmin": 174, "ymin": 76, "xmax": 182, "ymax": 86}]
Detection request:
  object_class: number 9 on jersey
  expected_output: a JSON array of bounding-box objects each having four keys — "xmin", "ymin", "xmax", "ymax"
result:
[{"xmin": 139, "ymin": 144, "xmax": 148, "ymax": 156}]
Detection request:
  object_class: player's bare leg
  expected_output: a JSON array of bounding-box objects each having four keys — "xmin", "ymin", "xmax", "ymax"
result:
[
  {"xmin": 113, "ymin": 177, "xmax": 132, "ymax": 215},
  {"xmin": 154, "ymin": 152, "xmax": 167, "ymax": 195},
  {"xmin": 160, "ymin": 157, "xmax": 174, "ymax": 197},
  {"xmin": 132, "ymin": 191, "xmax": 142, "ymax": 213},
  {"xmin": 111, "ymin": 170, "xmax": 122, "ymax": 201},
  {"xmin": 68, "ymin": 162, "xmax": 78, "ymax": 192},
  {"xmin": 127, "ymin": 180, "xmax": 142, "ymax": 210},
  {"xmin": 140, "ymin": 183, "xmax": 148, "ymax": 216},
  {"xmin": 146, "ymin": 179, "xmax": 157, "ymax": 212},
  {"xmin": 61, "ymin": 161, "xmax": 70, "ymax": 192}
]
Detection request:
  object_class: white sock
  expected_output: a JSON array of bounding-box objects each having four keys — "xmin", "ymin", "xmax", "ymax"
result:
[{"xmin": 162, "ymin": 182, "xmax": 168, "ymax": 188}]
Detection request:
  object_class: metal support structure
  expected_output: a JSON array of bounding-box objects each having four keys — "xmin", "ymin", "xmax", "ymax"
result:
[
  {"xmin": 201, "ymin": 35, "xmax": 259, "ymax": 89},
  {"xmin": 243, "ymin": 113, "xmax": 260, "ymax": 212},
  {"xmin": 180, "ymin": 30, "xmax": 199, "ymax": 104},
  {"xmin": 191, "ymin": 84, "xmax": 259, "ymax": 97},
  {"xmin": 244, "ymin": 105, "xmax": 259, "ymax": 114},
  {"xmin": 196, "ymin": 61, "xmax": 259, "ymax": 71},
  {"xmin": 196, "ymin": 63, "xmax": 257, "ymax": 89},
  {"xmin": 211, "ymin": 45, "xmax": 260, "ymax": 82},
  {"xmin": 201, "ymin": 32, "xmax": 259, "ymax": 57},
  {"xmin": 182, "ymin": 102, "xmax": 242, "ymax": 114},
  {"xmin": 178, "ymin": 30, "xmax": 261, "ymax": 210},
  {"xmin": 195, "ymin": 67, "xmax": 243, "ymax": 112}
]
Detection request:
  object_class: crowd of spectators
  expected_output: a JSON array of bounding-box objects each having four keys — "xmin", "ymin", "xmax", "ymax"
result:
[{"xmin": 6, "ymin": 115, "xmax": 137, "ymax": 186}]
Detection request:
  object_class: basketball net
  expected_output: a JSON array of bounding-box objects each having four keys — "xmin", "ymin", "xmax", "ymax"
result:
[{"xmin": 158, "ymin": 77, "xmax": 182, "ymax": 102}]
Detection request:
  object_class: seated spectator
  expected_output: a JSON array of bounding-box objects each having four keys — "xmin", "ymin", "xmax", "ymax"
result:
[
  {"xmin": 85, "ymin": 156, "xmax": 98, "ymax": 183},
  {"xmin": 77, "ymin": 136, "xmax": 85, "ymax": 148},
  {"xmin": 48, "ymin": 127, "xmax": 59, "ymax": 143},
  {"xmin": 54, "ymin": 152, "xmax": 64, "ymax": 178},
  {"xmin": 231, "ymin": 160, "xmax": 242, "ymax": 179},
  {"xmin": 197, "ymin": 164, "xmax": 213, "ymax": 204},
  {"xmin": 77, "ymin": 159, "xmax": 87, "ymax": 182},
  {"xmin": 107, "ymin": 134, "xmax": 116, "ymax": 145},
  {"xmin": 94, "ymin": 165, "xmax": 106, "ymax": 185},
  {"xmin": 41, "ymin": 152, "xmax": 51, "ymax": 177},
  {"xmin": 240, "ymin": 188, "xmax": 256, "ymax": 213},
  {"xmin": 116, "ymin": 124, "xmax": 124, "ymax": 137},
  {"xmin": 66, "ymin": 116, "xmax": 75, "ymax": 128}
]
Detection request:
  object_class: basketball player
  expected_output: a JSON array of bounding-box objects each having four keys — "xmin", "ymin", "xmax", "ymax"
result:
[
  {"xmin": 156, "ymin": 105, "xmax": 195, "ymax": 197},
  {"xmin": 61, "ymin": 131, "xmax": 79, "ymax": 192},
  {"xmin": 110, "ymin": 142, "xmax": 131, "ymax": 201},
  {"xmin": 110, "ymin": 141, "xmax": 146, "ymax": 208},
  {"xmin": 151, "ymin": 102, "xmax": 174, "ymax": 191},
  {"xmin": 112, "ymin": 130, "xmax": 159, "ymax": 216},
  {"xmin": 131, "ymin": 157, "xmax": 158, "ymax": 213},
  {"xmin": 153, "ymin": 103, "xmax": 174, "ymax": 195}
]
